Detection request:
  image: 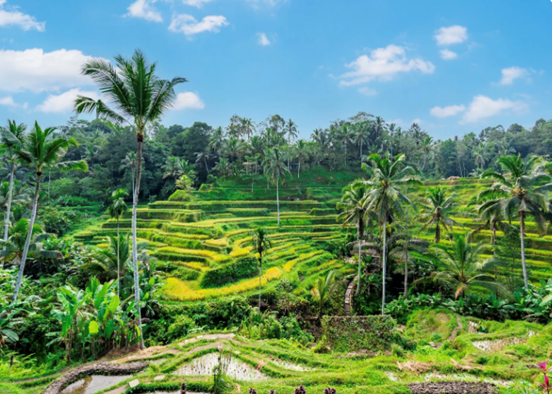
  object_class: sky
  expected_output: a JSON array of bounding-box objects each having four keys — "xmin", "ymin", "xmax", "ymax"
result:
[{"xmin": 0, "ymin": 0, "xmax": 551, "ymax": 140}]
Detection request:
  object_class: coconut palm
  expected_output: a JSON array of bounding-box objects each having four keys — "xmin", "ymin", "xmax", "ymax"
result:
[
  {"xmin": 427, "ymin": 233, "xmax": 507, "ymax": 299},
  {"xmin": 251, "ymin": 227, "xmax": 272, "ymax": 309},
  {"xmin": 108, "ymin": 189, "xmax": 128, "ymax": 297},
  {"xmin": 479, "ymin": 155, "xmax": 552, "ymax": 288},
  {"xmin": 0, "ymin": 120, "xmax": 26, "ymax": 243},
  {"xmin": 361, "ymin": 153, "xmax": 419, "ymax": 315},
  {"xmin": 418, "ymin": 187, "xmax": 464, "ymax": 243},
  {"xmin": 83, "ymin": 234, "xmax": 131, "ymax": 284},
  {"xmin": 120, "ymin": 151, "xmax": 139, "ymax": 195},
  {"xmin": 263, "ymin": 148, "xmax": 291, "ymax": 226},
  {"xmin": 284, "ymin": 119, "xmax": 298, "ymax": 168},
  {"xmin": 209, "ymin": 126, "xmax": 225, "ymax": 154},
  {"xmin": 295, "ymin": 140, "xmax": 309, "ymax": 178},
  {"xmin": 75, "ymin": 50, "xmax": 186, "ymax": 348},
  {"xmin": 337, "ymin": 182, "xmax": 369, "ymax": 296},
  {"xmin": 338, "ymin": 125, "xmax": 354, "ymax": 167},
  {"xmin": 195, "ymin": 151, "xmax": 211, "ymax": 173},
  {"xmin": 353, "ymin": 122, "xmax": 370, "ymax": 160},
  {"xmin": 12, "ymin": 123, "xmax": 87, "ymax": 303},
  {"xmin": 213, "ymin": 158, "xmax": 232, "ymax": 181},
  {"xmin": 472, "ymin": 200, "xmax": 514, "ymax": 246},
  {"xmin": 240, "ymin": 118, "xmax": 256, "ymax": 141},
  {"xmin": 311, "ymin": 270, "xmax": 338, "ymax": 319}
]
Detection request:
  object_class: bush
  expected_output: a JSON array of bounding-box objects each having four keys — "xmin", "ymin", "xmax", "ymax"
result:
[
  {"xmin": 167, "ymin": 315, "xmax": 197, "ymax": 341},
  {"xmin": 201, "ymin": 258, "xmax": 259, "ymax": 288}
]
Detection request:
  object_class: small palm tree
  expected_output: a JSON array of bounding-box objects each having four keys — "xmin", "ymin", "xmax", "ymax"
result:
[
  {"xmin": 75, "ymin": 50, "xmax": 186, "ymax": 348},
  {"xmin": 195, "ymin": 151, "xmax": 211, "ymax": 173},
  {"xmin": 108, "ymin": 189, "xmax": 128, "ymax": 297},
  {"xmin": 427, "ymin": 233, "xmax": 507, "ymax": 299},
  {"xmin": 294, "ymin": 140, "xmax": 309, "ymax": 178},
  {"xmin": 12, "ymin": 123, "xmax": 87, "ymax": 303},
  {"xmin": 284, "ymin": 119, "xmax": 298, "ymax": 168},
  {"xmin": 311, "ymin": 270, "xmax": 337, "ymax": 319},
  {"xmin": 337, "ymin": 182, "xmax": 369, "ymax": 296},
  {"xmin": 361, "ymin": 153, "xmax": 419, "ymax": 315},
  {"xmin": 263, "ymin": 148, "xmax": 291, "ymax": 226},
  {"xmin": 84, "ymin": 234, "xmax": 131, "ymax": 284},
  {"xmin": 418, "ymin": 187, "xmax": 464, "ymax": 243},
  {"xmin": 479, "ymin": 155, "xmax": 552, "ymax": 288},
  {"xmin": 0, "ymin": 120, "xmax": 26, "ymax": 243},
  {"xmin": 251, "ymin": 227, "xmax": 272, "ymax": 309}
]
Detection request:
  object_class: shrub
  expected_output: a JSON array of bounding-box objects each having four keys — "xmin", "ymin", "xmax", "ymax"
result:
[{"xmin": 167, "ymin": 315, "xmax": 197, "ymax": 341}]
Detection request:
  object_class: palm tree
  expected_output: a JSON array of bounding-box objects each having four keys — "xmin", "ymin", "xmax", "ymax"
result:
[
  {"xmin": 84, "ymin": 234, "xmax": 131, "ymax": 284},
  {"xmin": 120, "ymin": 151, "xmax": 138, "ymax": 195},
  {"xmin": 251, "ymin": 227, "xmax": 272, "ymax": 309},
  {"xmin": 213, "ymin": 158, "xmax": 232, "ymax": 181},
  {"xmin": 75, "ymin": 50, "xmax": 186, "ymax": 348},
  {"xmin": 479, "ymin": 155, "xmax": 552, "ymax": 288},
  {"xmin": 263, "ymin": 148, "xmax": 290, "ymax": 226},
  {"xmin": 361, "ymin": 153, "xmax": 418, "ymax": 315},
  {"xmin": 418, "ymin": 187, "xmax": 464, "ymax": 243},
  {"xmin": 426, "ymin": 233, "xmax": 506, "ymax": 299},
  {"xmin": 195, "ymin": 151, "xmax": 211, "ymax": 173},
  {"xmin": 295, "ymin": 140, "xmax": 309, "ymax": 178},
  {"xmin": 338, "ymin": 125, "xmax": 354, "ymax": 168},
  {"xmin": 284, "ymin": 119, "xmax": 298, "ymax": 168},
  {"xmin": 240, "ymin": 118, "xmax": 256, "ymax": 141},
  {"xmin": 337, "ymin": 182, "xmax": 369, "ymax": 296},
  {"xmin": 353, "ymin": 123, "xmax": 370, "ymax": 160},
  {"xmin": 311, "ymin": 270, "xmax": 337, "ymax": 319},
  {"xmin": 12, "ymin": 123, "xmax": 87, "ymax": 303},
  {"xmin": 108, "ymin": 189, "xmax": 128, "ymax": 297},
  {"xmin": 209, "ymin": 126, "xmax": 225, "ymax": 155},
  {"xmin": 0, "ymin": 120, "xmax": 26, "ymax": 243}
]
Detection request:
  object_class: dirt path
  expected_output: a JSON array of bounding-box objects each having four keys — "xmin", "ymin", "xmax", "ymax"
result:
[
  {"xmin": 446, "ymin": 316, "xmax": 464, "ymax": 342},
  {"xmin": 42, "ymin": 361, "xmax": 148, "ymax": 394}
]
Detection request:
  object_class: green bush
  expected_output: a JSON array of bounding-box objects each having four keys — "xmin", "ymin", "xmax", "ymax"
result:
[
  {"xmin": 200, "ymin": 258, "xmax": 259, "ymax": 288},
  {"xmin": 167, "ymin": 315, "xmax": 197, "ymax": 341}
]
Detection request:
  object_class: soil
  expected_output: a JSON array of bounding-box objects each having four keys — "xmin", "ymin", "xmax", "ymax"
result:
[
  {"xmin": 42, "ymin": 361, "xmax": 148, "ymax": 394},
  {"xmin": 409, "ymin": 381, "xmax": 497, "ymax": 394}
]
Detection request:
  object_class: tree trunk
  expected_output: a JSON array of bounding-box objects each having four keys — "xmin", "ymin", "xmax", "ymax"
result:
[
  {"xmin": 287, "ymin": 135, "xmax": 290, "ymax": 169},
  {"xmin": 132, "ymin": 134, "xmax": 144, "ymax": 350},
  {"xmin": 276, "ymin": 179, "xmax": 280, "ymax": 227},
  {"xmin": 519, "ymin": 212, "xmax": 529, "ymax": 289},
  {"xmin": 436, "ymin": 221, "xmax": 441, "ymax": 244},
  {"xmin": 117, "ymin": 217, "xmax": 120, "ymax": 298},
  {"xmin": 355, "ymin": 223, "xmax": 362, "ymax": 297},
  {"xmin": 258, "ymin": 258, "xmax": 262, "ymax": 310},
  {"xmin": 404, "ymin": 212, "xmax": 409, "ymax": 297},
  {"xmin": 297, "ymin": 160, "xmax": 300, "ymax": 178},
  {"xmin": 3, "ymin": 161, "xmax": 15, "ymax": 245},
  {"xmin": 381, "ymin": 218, "xmax": 387, "ymax": 315},
  {"xmin": 12, "ymin": 172, "xmax": 41, "ymax": 303}
]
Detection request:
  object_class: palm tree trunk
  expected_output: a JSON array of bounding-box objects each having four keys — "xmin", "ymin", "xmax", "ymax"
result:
[
  {"xmin": 117, "ymin": 217, "xmax": 120, "ymax": 298},
  {"xmin": 133, "ymin": 135, "xmax": 144, "ymax": 350},
  {"xmin": 276, "ymin": 179, "xmax": 280, "ymax": 227},
  {"xmin": 344, "ymin": 143, "xmax": 347, "ymax": 167},
  {"xmin": 436, "ymin": 221, "xmax": 441, "ymax": 244},
  {"xmin": 3, "ymin": 161, "xmax": 15, "ymax": 244},
  {"xmin": 355, "ymin": 223, "xmax": 361, "ymax": 297},
  {"xmin": 258, "ymin": 258, "xmax": 262, "ymax": 310},
  {"xmin": 287, "ymin": 135, "xmax": 290, "ymax": 169},
  {"xmin": 381, "ymin": 218, "xmax": 387, "ymax": 315},
  {"xmin": 12, "ymin": 173, "xmax": 41, "ymax": 304},
  {"xmin": 404, "ymin": 213, "xmax": 409, "ymax": 297},
  {"xmin": 519, "ymin": 212, "xmax": 529, "ymax": 289},
  {"xmin": 491, "ymin": 222, "xmax": 496, "ymax": 247},
  {"xmin": 297, "ymin": 160, "xmax": 300, "ymax": 178}
]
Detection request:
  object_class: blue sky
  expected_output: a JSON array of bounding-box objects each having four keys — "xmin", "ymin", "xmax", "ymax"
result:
[{"xmin": 0, "ymin": 0, "xmax": 551, "ymax": 140}]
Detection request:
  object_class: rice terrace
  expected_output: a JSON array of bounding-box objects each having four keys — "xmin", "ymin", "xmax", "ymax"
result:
[{"xmin": 1, "ymin": 1, "xmax": 552, "ymax": 394}]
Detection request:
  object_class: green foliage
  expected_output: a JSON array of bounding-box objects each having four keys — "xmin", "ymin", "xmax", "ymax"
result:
[{"xmin": 201, "ymin": 258, "xmax": 258, "ymax": 288}]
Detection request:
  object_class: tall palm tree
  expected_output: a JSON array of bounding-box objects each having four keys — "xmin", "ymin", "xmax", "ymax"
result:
[
  {"xmin": 120, "ymin": 151, "xmax": 138, "ymax": 195},
  {"xmin": 263, "ymin": 148, "xmax": 290, "ymax": 226},
  {"xmin": 284, "ymin": 119, "xmax": 298, "ymax": 168},
  {"xmin": 337, "ymin": 182, "xmax": 369, "ymax": 296},
  {"xmin": 418, "ymin": 187, "xmax": 464, "ymax": 243},
  {"xmin": 12, "ymin": 122, "xmax": 87, "ymax": 303},
  {"xmin": 240, "ymin": 118, "xmax": 256, "ymax": 141},
  {"xmin": 295, "ymin": 140, "xmax": 309, "ymax": 178},
  {"xmin": 479, "ymin": 155, "xmax": 552, "ymax": 288},
  {"xmin": 195, "ymin": 151, "xmax": 211, "ymax": 173},
  {"xmin": 472, "ymin": 198, "xmax": 514, "ymax": 246},
  {"xmin": 338, "ymin": 125, "xmax": 354, "ymax": 168},
  {"xmin": 251, "ymin": 227, "xmax": 272, "ymax": 309},
  {"xmin": 426, "ymin": 233, "xmax": 506, "ymax": 299},
  {"xmin": 0, "ymin": 120, "xmax": 26, "ymax": 243},
  {"xmin": 353, "ymin": 123, "xmax": 370, "ymax": 160},
  {"xmin": 209, "ymin": 126, "xmax": 225, "ymax": 155},
  {"xmin": 75, "ymin": 50, "xmax": 186, "ymax": 348},
  {"xmin": 311, "ymin": 270, "xmax": 337, "ymax": 319},
  {"xmin": 108, "ymin": 189, "xmax": 128, "ymax": 297},
  {"xmin": 162, "ymin": 156, "xmax": 184, "ymax": 180},
  {"xmin": 361, "ymin": 153, "xmax": 418, "ymax": 315}
]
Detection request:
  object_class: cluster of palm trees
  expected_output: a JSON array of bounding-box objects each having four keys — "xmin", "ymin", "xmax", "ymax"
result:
[{"xmin": 338, "ymin": 153, "xmax": 552, "ymax": 314}]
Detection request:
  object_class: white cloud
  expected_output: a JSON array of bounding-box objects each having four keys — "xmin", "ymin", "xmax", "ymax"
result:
[
  {"xmin": 171, "ymin": 92, "xmax": 205, "ymax": 110},
  {"xmin": 126, "ymin": 0, "xmax": 163, "ymax": 22},
  {"xmin": 0, "ymin": 48, "xmax": 104, "ymax": 93},
  {"xmin": 339, "ymin": 45, "xmax": 435, "ymax": 87},
  {"xmin": 500, "ymin": 67, "xmax": 528, "ymax": 85},
  {"xmin": 461, "ymin": 95, "xmax": 527, "ymax": 123},
  {"xmin": 182, "ymin": 0, "xmax": 213, "ymax": 6},
  {"xmin": 440, "ymin": 49, "xmax": 458, "ymax": 60},
  {"xmin": 0, "ymin": 0, "xmax": 45, "ymax": 31},
  {"xmin": 0, "ymin": 96, "xmax": 16, "ymax": 107},
  {"xmin": 169, "ymin": 14, "xmax": 228, "ymax": 36},
  {"xmin": 430, "ymin": 104, "xmax": 465, "ymax": 118},
  {"xmin": 36, "ymin": 88, "xmax": 100, "ymax": 113},
  {"xmin": 435, "ymin": 25, "xmax": 468, "ymax": 46},
  {"xmin": 257, "ymin": 32, "xmax": 270, "ymax": 46},
  {"xmin": 358, "ymin": 87, "xmax": 377, "ymax": 96}
]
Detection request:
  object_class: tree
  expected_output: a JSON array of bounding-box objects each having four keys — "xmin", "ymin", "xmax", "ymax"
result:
[
  {"xmin": 338, "ymin": 125, "xmax": 354, "ymax": 167},
  {"xmin": 353, "ymin": 123, "xmax": 370, "ymax": 160},
  {"xmin": 427, "ymin": 233, "xmax": 506, "ymax": 299},
  {"xmin": 108, "ymin": 189, "xmax": 128, "ymax": 297},
  {"xmin": 84, "ymin": 234, "xmax": 130, "ymax": 284},
  {"xmin": 12, "ymin": 123, "xmax": 87, "ymax": 303},
  {"xmin": 361, "ymin": 153, "xmax": 418, "ymax": 315},
  {"xmin": 284, "ymin": 119, "xmax": 298, "ymax": 168},
  {"xmin": 479, "ymin": 155, "xmax": 552, "ymax": 288},
  {"xmin": 418, "ymin": 187, "xmax": 464, "ymax": 243},
  {"xmin": 337, "ymin": 182, "xmax": 368, "ymax": 296},
  {"xmin": 75, "ymin": 50, "xmax": 186, "ymax": 348},
  {"xmin": 263, "ymin": 148, "xmax": 290, "ymax": 226},
  {"xmin": 0, "ymin": 120, "xmax": 26, "ymax": 243},
  {"xmin": 295, "ymin": 140, "xmax": 309, "ymax": 178},
  {"xmin": 251, "ymin": 227, "xmax": 272, "ymax": 309},
  {"xmin": 311, "ymin": 270, "xmax": 337, "ymax": 318}
]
